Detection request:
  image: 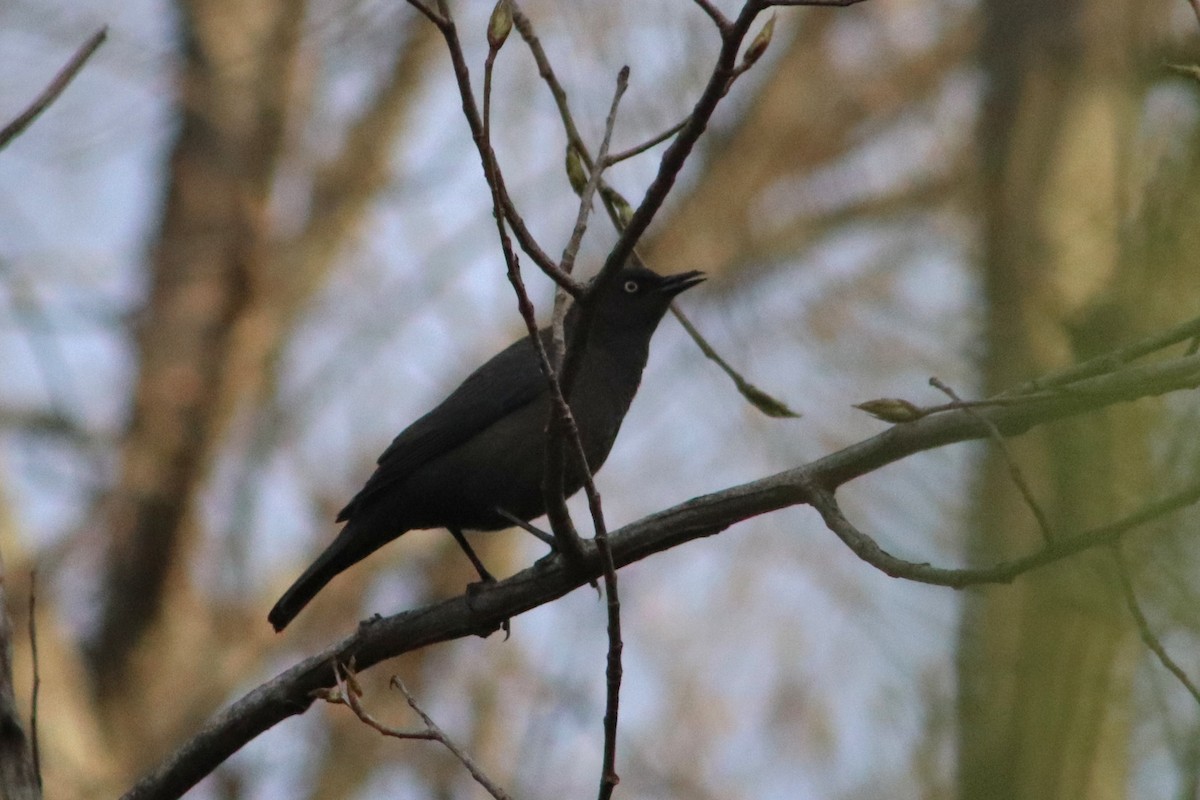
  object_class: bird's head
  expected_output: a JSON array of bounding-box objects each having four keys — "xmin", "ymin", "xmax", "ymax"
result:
[{"xmin": 586, "ymin": 265, "xmax": 706, "ymax": 335}]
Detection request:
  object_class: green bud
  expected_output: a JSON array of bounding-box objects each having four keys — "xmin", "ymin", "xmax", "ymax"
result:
[
  {"xmin": 488, "ymin": 0, "xmax": 513, "ymax": 51},
  {"xmin": 741, "ymin": 383, "xmax": 801, "ymax": 418},
  {"xmin": 853, "ymin": 398, "xmax": 924, "ymax": 423},
  {"xmin": 742, "ymin": 14, "xmax": 775, "ymax": 68},
  {"xmin": 601, "ymin": 185, "xmax": 633, "ymax": 228},
  {"xmin": 565, "ymin": 144, "xmax": 588, "ymax": 195}
]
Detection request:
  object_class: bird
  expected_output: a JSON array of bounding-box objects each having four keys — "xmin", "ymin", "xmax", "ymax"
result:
[{"xmin": 268, "ymin": 265, "xmax": 705, "ymax": 631}]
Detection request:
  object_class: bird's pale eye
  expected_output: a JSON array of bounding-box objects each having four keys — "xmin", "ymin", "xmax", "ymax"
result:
[{"xmin": 623, "ymin": 280, "xmax": 639, "ymax": 293}]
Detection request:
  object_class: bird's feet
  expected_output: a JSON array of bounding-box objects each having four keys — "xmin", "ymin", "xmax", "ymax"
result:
[{"xmin": 464, "ymin": 576, "xmax": 510, "ymax": 640}]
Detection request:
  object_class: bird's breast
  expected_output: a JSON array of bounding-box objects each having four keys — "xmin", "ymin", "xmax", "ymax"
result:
[{"xmin": 567, "ymin": 341, "xmax": 649, "ymax": 469}]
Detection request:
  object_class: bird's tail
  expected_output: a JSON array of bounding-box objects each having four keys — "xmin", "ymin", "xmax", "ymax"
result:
[{"xmin": 268, "ymin": 521, "xmax": 391, "ymax": 632}]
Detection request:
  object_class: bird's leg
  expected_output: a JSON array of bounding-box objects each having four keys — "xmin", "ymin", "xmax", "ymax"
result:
[
  {"xmin": 449, "ymin": 527, "xmax": 511, "ymax": 639},
  {"xmin": 496, "ymin": 509, "xmax": 596, "ymax": 592},
  {"xmin": 494, "ymin": 507, "xmax": 557, "ymax": 550},
  {"xmin": 448, "ymin": 527, "xmax": 497, "ymax": 583}
]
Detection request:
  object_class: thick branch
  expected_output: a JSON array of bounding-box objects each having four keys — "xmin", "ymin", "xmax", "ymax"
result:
[{"xmin": 123, "ymin": 348, "xmax": 1200, "ymax": 800}]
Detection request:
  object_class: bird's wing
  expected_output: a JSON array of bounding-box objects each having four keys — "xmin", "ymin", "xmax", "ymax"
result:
[{"xmin": 336, "ymin": 331, "xmax": 549, "ymax": 521}]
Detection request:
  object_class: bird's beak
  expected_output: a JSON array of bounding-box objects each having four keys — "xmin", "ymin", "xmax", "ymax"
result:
[{"xmin": 657, "ymin": 270, "xmax": 706, "ymax": 297}]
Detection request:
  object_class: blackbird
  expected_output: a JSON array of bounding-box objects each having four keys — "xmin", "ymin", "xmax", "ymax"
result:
[{"xmin": 268, "ymin": 266, "xmax": 704, "ymax": 631}]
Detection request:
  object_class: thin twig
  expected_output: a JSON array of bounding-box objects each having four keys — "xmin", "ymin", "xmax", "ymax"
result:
[
  {"xmin": 427, "ymin": 16, "xmax": 633, "ymax": 780},
  {"xmin": 930, "ymin": 378, "xmax": 1054, "ymax": 542},
  {"xmin": 0, "ymin": 27, "xmax": 107, "ymax": 151},
  {"xmin": 511, "ymin": 4, "xmax": 593, "ymax": 168},
  {"xmin": 580, "ymin": 78, "xmax": 635, "ymax": 785},
  {"xmin": 859, "ymin": 313, "xmax": 1200, "ymax": 424},
  {"xmin": 1112, "ymin": 548, "xmax": 1200, "ymax": 706},
  {"xmin": 606, "ymin": 118, "xmax": 690, "ymax": 165},
  {"xmin": 407, "ymin": 0, "xmax": 446, "ymax": 26},
  {"xmin": 390, "ymin": 677, "xmax": 514, "ymax": 799},
  {"xmin": 494, "ymin": 507, "xmax": 557, "ymax": 547},
  {"xmin": 761, "ymin": 0, "xmax": 870, "ymax": 5},
  {"xmin": 595, "ymin": 485, "xmax": 622, "ymax": 800},
  {"xmin": 323, "ymin": 665, "xmax": 513, "ymax": 800},
  {"xmin": 593, "ymin": 2, "xmax": 769, "ymax": 289},
  {"xmin": 27, "ymin": 570, "xmax": 40, "ymax": 791},
  {"xmin": 561, "ymin": 67, "xmax": 629, "ymax": 279},
  {"xmin": 691, "ymin": 0, "xmax": 731, "ymax": 30},
  {"xmin": 1009, "ymin": 311, "xmax": 1200, "ymax": 396},
  {"xmin": 555, "ymin": 1, "xmax": 798, "ymax": 429},
  {"xmin": 803, "ymin": 475, "xmax": 1200, "ymax": 589},
  {"xmin": 511, "ymin": 1, "xmax": 805, "ymax": 420},
  {"xmin": 538, "ymin": 71, "xmax": 631, "ymax": 595},
  {"xmin": 544, "ymin": 67, "xmax": 629, "ymax": 564},
  {"xmin": 672, "ymin": 303, "xmax": 801, "ymax": 418},
  {"xmin": 411, "ymin": 0, "xmax": 581, "ymax": 295}
]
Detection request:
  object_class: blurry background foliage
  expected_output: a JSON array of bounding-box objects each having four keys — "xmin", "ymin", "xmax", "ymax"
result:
[{"xmin": 0, "ymin": 0, "xmax": 1199, "ymax": 797}]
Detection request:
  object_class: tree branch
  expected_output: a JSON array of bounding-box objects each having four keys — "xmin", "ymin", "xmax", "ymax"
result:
[
  {"xmin": 412, "ymin": 0, "xmax": 582, "ymax": 295},
  {"xmin": 122, "ymin": 344, "xmax": 1200, "ymax": 800},
  {"xmin": 0, "ymin": 27, "xmax": 107, "ymax": 151},
  {"xmin": 1112, "ymin": 548, "xmax": 1200, "ymax": 707},
  {"xmin": 320, "ymin": 666, "xmax": 513, "ymax": 800}
]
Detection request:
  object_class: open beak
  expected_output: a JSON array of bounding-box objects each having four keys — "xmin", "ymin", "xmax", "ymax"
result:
[{"xmin": 657, "ymin": 270, "xmax": 706, "ymax": 297}]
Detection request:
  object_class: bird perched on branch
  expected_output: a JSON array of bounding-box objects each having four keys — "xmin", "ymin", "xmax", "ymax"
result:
[{"xmin": 268, "ymin": 266, "xmax": 705, "ymax": 631}]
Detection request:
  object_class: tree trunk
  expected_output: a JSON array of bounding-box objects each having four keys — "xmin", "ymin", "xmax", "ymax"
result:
[{"xmin": 959, "ymin": 1, "xmax": 1195, "ymax": 797}]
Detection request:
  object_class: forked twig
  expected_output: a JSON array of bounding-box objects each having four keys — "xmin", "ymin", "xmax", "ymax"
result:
[{"xmin": 321, "ymin": 664, "xmax": 513, "ymax": 800}]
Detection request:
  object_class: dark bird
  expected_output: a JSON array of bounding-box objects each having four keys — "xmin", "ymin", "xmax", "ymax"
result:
[{"xmin": 268, "ymin": 266, "xmax": 704, "ymax": 631}]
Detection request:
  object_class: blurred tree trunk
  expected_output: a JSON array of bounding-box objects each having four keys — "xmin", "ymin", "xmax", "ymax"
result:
[
  {"xmin": 85, "ymin": 0, "xmax": 304, "ymax": 768},
  {"xmin": 959, "ymin": 0, "xmax": 1197, "ymax": 797},
  {"xmin": 70, "ymin": 0, "xmax": 441, "ymax": 785},
  {"xmin": 0, "ymin": 558, "xmax": 40, "ymax": 800}
]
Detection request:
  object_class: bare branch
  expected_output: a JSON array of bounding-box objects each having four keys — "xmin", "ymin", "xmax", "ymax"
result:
[
  {"xmin": 26, "ymin": 572, "xmax": 40, "ymax": 793},
  {"xmin": 930, "ymin": 378, "xmax": 1053, "ymax": 542},
  {"xmin": 570, "ymin": 73, "xmax": 634, "ymax": 788},
  {"xmin": 510, "ymin": 3, "xmax": 798, "ymax": 420},
  {"xmin": 320, "ymin": 666, "xmax": 513, "ymax": 800},
  {"xmin": 407, "ymin": 0, "xmax": 447, "ymax": 26},
  {"xmin": 121, "ymin": 344, "xmax": 1200, "ymax": 800},
  {"xmin": 1010, "ymin": 310, "xmax": 1200, "ymax": 395},
  {"xmin": 596, "ymin": 493, "xmax": 623, "ymax": 800},
  {"xmin": 606, "ymin": 117, "xmax": 689, "ymax": 166},
  {"xmin": 408, "ymin": 0, "xmax": 582, "ymax": 295},
  {"xmin": 671, "ymin": 303, "xmax": 801, "ymax": 418},
  {"xmin": 561, "ymin": 67, "xmax": 629, "ymax": 279},
  {"xmin": 1113, "ymin": 549, "xmax": 1200, "ymax": 707},
  {"xmin": 691, "ymin": 0, "xmax": 731, "ymax": 30},
  {"xmin": 805, "ymin": 477, "xmax": 1200, "ymax": 587},
  {"xmin": 759, "ymin": 0, "xmax": 870, "ymax": 6},
  {"xmin": 594, "ymin": 2, "xmax": 775, "ymax": 288},
  {"xmin": 0, "ymin": 27, "xmax": 107, "ymax": 151}
]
